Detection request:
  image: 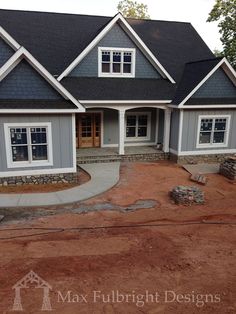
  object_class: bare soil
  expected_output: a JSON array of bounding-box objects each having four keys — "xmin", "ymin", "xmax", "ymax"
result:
[
  {"xmin": 0, "ymin": 161, "xmax": 235, "ymax": 314},
  {"xmin": 0, "ymin": 169, "xmax": 90, "ymax": 194}
]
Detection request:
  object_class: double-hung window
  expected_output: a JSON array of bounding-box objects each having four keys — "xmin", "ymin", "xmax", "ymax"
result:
[
  {"xmin": 99, "ymin": 47, "xmax": 135, "ymax": 77},
  {"xmin": 4, "ymin": 123, "xmax": 53, "ymax": 168},
  {"xmin": 126, "ymin": 112, "xmax": 151, "ymax": 141},
  {"xmin": 197, "ymin": 115, "xmax": 230, "ymax": 148}
]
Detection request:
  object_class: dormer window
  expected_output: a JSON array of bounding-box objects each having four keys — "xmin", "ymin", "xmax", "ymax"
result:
[{"xmin": 98, "ymin": 47, "xmax": 135, "ymax": 77}]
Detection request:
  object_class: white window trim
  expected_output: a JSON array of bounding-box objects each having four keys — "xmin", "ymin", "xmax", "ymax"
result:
[
  {"xmin": 98, "ymin": 47, "xmax": 136, "ymax": 78},
  {"xmin": 196, "ymin": 115, "xmax": 231, "ymax": 149},
  {"xmin": 125, "ymin": 112, "xmax": 151, "ymax": 142},
  {"xmin": 4, "ymin": 122, "xmax": 53, "ymax": 169}
]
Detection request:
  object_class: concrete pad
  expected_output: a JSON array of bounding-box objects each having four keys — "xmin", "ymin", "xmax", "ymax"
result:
[
  {"xmin": 0, "ymin": 162, "xmax": 120, "ymax": 208},
  {"xmin": 182, "ymin": 163, "xmax": 220, "ymax": 175}
]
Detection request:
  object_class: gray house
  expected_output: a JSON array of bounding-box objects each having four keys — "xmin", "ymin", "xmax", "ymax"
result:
[{"xmin": 0, "ymin": 9, "xmax": 236, "ymax": 185}]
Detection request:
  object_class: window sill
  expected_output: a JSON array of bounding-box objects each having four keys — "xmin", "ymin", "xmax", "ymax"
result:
[
  {"xmin": 99, "ymin": 74, "xmax": 135, "ymax": 78},
  {"xmin": 196, "ymin": 143, "xmax": 228, "ymax": 149},
  {"xmin": 7, "ymin": 161, "xmax": 53, "ymax": 169},
  {"xmin": 125, "ymin": 137, "xmax": 150, "ymax": 142}
]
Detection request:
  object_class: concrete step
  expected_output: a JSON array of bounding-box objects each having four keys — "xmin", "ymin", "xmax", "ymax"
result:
[{"xmin": 77, "ymin": 156, "xmax": 122, "ymax": 164}]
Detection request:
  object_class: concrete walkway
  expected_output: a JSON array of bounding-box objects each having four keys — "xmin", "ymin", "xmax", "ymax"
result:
[{"xmin": 0, "ymin": 162, "xmax": 120, "ymax": 208}]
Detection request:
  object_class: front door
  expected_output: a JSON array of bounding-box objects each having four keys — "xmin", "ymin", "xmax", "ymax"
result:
[{"xmin": 77, "ymin": 113, "xmax": 101, "ymax": 148}]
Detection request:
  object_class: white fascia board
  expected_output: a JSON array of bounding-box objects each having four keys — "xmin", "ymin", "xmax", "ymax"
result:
[
  {"xmin": 80, "ymin": 100, "xmax": 172, "ymax": 104},
  {"xmin": 0, "ymin": 26, "xmax": 21, "ymax": 50},
  {"xmin": 57, "ymin": 13, "xmax": 175, "ymax": 83},
  {"xmin": 179, "ymin": 58, "xmax": 236, "ymax": 108},
  {"xmin": 0, "ymin": 109, "xmax": 81, "ymax": 113},
  {"xmin": 180, "ymin": 104, "xmax": 236, "ymax": 109},
  {"xmin": 169, "ymin": 104, "xmax": 236, "ymax": 109},
  {"xmin": 0, "ymin": 47, "xmax": 85, "ymax": 112}
]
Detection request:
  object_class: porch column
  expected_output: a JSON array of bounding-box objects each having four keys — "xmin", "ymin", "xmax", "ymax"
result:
[
  {"xmin": 163, "ymin": 108, "xmax": 172, "ymax": 153},
  {"xmin": 118, "ymin": 109, "xmax": 126, "ymax": 155}
]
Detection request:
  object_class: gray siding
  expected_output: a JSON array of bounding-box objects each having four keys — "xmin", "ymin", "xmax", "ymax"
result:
[
  {"xmin": 0, "ymin": 38, "xmax": 14, "ymax": 68},
  {"xmin": 170, "ymin": 109, "xmax": 179, "ymax": 150},
  {"xmin": 103, "ymin": 109, "xmax": 119, "ymax": 144},
  {"xmin": 181, "ymin": 109, "xmax": 236, "ymax": 151},
  {"xmin": 69, "ymin": 24, "xmax": 160, "ymax": 79},
  {"xmin": 192, "ymin": 68, "xmax": 236, "ymax": 98},
  {"xmin": 0, "ymin": 114, "xmax": 73, "ymax": 172},
  {"xmin": 0, "ymin": 60, "xmax": 62, "ymax": 99},
  {"xmin": 97, "ymin": 107, "xmax": 158, "ymax": 145}
]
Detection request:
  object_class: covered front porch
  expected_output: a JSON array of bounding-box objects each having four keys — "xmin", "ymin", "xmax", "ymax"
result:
[{"xmin": 75, "ymin": 103, "xmax": 172, "ymax": 162}]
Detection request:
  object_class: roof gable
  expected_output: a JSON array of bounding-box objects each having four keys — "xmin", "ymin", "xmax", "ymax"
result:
[
  {"xmin": 58, "ymin": 13, "xmax": 175, "ymax": 83},
  {"xmin": 0, "ymin": 9, "xmax": 214, "ymax": 82},
  {"xmin": 0, "ymin": 47, "xmax": 85, "ymax": 110},
  {"xmin": 69, "ymin": 23, "xmax": 161, "ymax": 79},
  {"xmin": 173, "ymin": 58, "xmax": 236, "ymax": 107},
  {"xmin": 192, "ymin": 67, "xmax": 236, "ymax": 99},
  {"xmin": 0, "ymin": 59, "xmax": 62, "ymax": 99}
]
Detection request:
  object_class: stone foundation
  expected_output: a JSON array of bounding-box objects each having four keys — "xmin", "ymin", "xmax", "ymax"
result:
[
  {"xmin": 170, "ymin": 153, "xmax": 236, "ymax": 165},
  {"xmin": 219, "ymin": 157, "xmax": 236, "ymax": 180},
  {"xmin": 77, "ymin": 153, "xmax": 170, "ymax": 164},
  {"xmin": 0, "ymin": 172, "xmax": 78, "ymax": 186}
]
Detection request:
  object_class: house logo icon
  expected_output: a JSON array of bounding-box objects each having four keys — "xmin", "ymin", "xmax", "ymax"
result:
[{"xmin": 12, "ymin": 270, "xmax": 52, "ymax": 311}]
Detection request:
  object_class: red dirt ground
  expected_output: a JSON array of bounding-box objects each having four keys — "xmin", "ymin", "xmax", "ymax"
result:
[{"xmin": 0, "ymin": 161, "xmax": 235, "ymax": 314}]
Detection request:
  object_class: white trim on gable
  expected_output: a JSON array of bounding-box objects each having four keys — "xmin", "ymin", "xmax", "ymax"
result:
[
  {"xmin": 57, "ymin": 13, "xmax": 175, "ymax": 83},
  {"xmin": 0, "ymin": 26, "xmax": 20, "ymax": 51},
  {"xmin": 0, "ymin": 47, "xmax": 85, "ymax": 112},
  {"xmin": 178, "ymin": 58, "xmax": 236, "ymax": 108}
]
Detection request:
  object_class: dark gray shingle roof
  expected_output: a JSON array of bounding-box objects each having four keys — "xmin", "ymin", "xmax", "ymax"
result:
[
  {"xmin": 0, "ymin": 99, "xmax": 77, "ymax": 109},
  {"xmin": 0, "ymin": 9, "xmax": 214, "ymax": 82},
  {"xmin": 172, "ymin": 57, "xmax": 223, "ymax": 105},
  {"xmin": 61, "ymin": 77, "xmax": 176, "ymax": 100}
]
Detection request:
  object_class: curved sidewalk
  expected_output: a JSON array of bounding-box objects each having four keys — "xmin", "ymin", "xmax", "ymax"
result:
[{"xmin": 0, "ymin": 162, "xmax": 120, "ymax": 208}]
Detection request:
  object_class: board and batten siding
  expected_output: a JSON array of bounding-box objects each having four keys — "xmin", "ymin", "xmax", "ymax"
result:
[
  {"xmin": 0, "ymin": 38, "xmax": 15, "ymax": 68},
  {"xmin": 69, "ymin": 23, "xmax": 161, "ymax": 79},
  {"xmin": 181, "ymin": 109, "xmax": 236, "ymax": 152},
  {"xmin": 0, "ymin": 114, "xmax": 74, "ymax": 173}
]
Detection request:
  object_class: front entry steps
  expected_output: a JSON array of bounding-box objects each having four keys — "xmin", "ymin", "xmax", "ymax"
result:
[{"xmin": 77, "ymin": 148, "xmax": 169, "ymax": 164}]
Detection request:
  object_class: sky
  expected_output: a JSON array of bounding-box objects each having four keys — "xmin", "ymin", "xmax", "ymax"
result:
[{"xmin": 0, "ymin": 0, "xmax": 222, "ymax": 52}]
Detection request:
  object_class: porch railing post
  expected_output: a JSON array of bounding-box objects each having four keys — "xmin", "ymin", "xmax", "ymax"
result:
[
  {"xmin": 163, "ymin": 108, "xmax": 172, "ymax": 153},
  {"xmin": 118, "ymin": 109, "xmax": 126, "ymax": 155}
]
